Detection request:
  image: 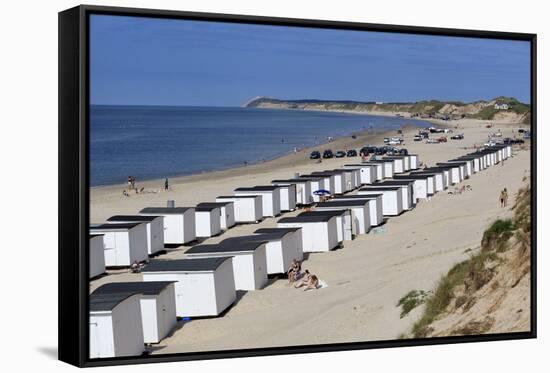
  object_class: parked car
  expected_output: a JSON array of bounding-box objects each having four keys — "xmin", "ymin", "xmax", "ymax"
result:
[
  {"xmin": 383, "ymin": 137, "xmax": 390, "ymax": 144},
  {"xmin": 518, "ymin": 128, "xmax": 526, "ymax": 133},
  {"xmin": 438, "ymin": 137, "xmax": 448, "ymax": 143},
  {"xmin": 335, "ymin": 150, "xmax": 346, "ymax": 158},
  {"xmin": 426, "ymin": 138, "xmax": 439, "ymax": 144},
  {"xmin": 310, "ymin": 150, "xmax": 321, "ymax": 159},
  {"xmin": 413, "ymin": 135, "xmax": 423, "ymax": 141},
  {"xmin": 450, "ymin": 134, "xmax": 464, "ymax": 140},
  {"xmin": 513, "ymin": 138, "xmax": 525, "ymax": 144},
  {"xmin": 346, "ymin": 149, "xmax": 358, "ymax": 157},
  {"xmin": 399, "ymin": 148, "xmax": 408, "ymax": 155},
  {"xmin": 360, "ymin": 146, "xmax": 377, "ymax": 156},
  {"xmin": 323, "ymin": 149, "xmax": 334, "ymax": 159}
]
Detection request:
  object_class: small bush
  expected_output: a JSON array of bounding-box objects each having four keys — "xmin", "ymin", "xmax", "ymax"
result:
[
  {"xmin": 481, "ymin": 219, "xmax": 514, "ymax": 251},
  {"xmin": 397, "ymin": 290, "xmax": 429, "ymax": 318}
]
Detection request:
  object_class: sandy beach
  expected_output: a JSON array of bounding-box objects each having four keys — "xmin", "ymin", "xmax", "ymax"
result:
[{"xmin": 90, "ymin": 116, "xmax": 530, "ymax": 353}]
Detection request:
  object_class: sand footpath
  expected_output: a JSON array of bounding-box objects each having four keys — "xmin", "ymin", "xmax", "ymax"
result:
[{"xmin": 90, "ymin": 117, "xmax": 530, "ymax": 353}]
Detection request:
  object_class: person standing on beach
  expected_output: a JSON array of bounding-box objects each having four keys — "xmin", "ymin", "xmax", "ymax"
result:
[
  {"xmin": 503, "ymin": 188, "xmax": 509, "ymax": 207},
  {"xmin": 164, "ymin": 178, "xmax": 169, "ymax": 191},
  {"xmin": 500, "ymin": 189, "xmax": 506, "ymax": 208},
  {"xmin": 128, "ymin": 176, "xmax": 133, "ymax": 190}
]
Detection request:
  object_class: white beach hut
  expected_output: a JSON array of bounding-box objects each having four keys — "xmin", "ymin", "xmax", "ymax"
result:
[
  {"xmin": 139, "ymin": 207, "xmax": 196, "ymax": 245},
  {"xmin": 362, "ymin": 162, "xmax": 384, "ymax": 181},
  {"xmin": 272, "ymin": 179, "xmax": 313, "ymax": 206},
  {"xmin": 333, "ymin": 194, "xmax": 384, "ymax": 226},
  {"xmin": 436, "ymin": 163, "xmax": 462, "ymax": 184},
  {"xmin": 216, "ymin": 195, "xmax": 263, "ymax": 223},
  {"xmin": 89, "ymin": 223, "xmax": 148, "ymax": 267},
  {"xmin": 196, "ymin": 202, "xmax": 236, "ymax": 231},
  {"xmin": 89, "ymin": 291, "xmax": 144, "ymax": 358},
  {"xmin": 89, "ymin": 234, "xmax": 106, "ymax": 279},
  {"xmin": 358, "ymin": 186, "xmax": 404, "ymax": 216},
  {"xmin": 273, "ymin": 183, "xmax": 297, "ymax": 212},
  {"xmin": 408, "ymin": 154, "xmax": 420, "ymax": 170},
  {"xmin": 309, "ymin": 172, "xmax": 338, "ymax": 195},
  {"xmin": 299, "ymin": 209, "xmax": 354, "ymax": 242},
  {"xmin": 185, "ymin": 240, "xmax": 268, "ymax": 291},
  {"xmin": 106, "ymin": 215, "xmax": 165, "ymax": 256},
  {"xmin": 297, "ymin": 176, "xmax": 325, "ymax": 202},
  {"xmin": 370, "ymin": 159, "xmax": 395, "ymax": 178},
  {"xmin": 316, "ymin": 199, "xmax": 371, "ymax": 234},
  {"xmin": 142, "ymin": 258, "xmax": 236, "ymax": 317},
  {"xmin": 392, "ymin": 175, "xmax": 430, "ymax": 200},
  {"xmin": 414, "ymin": 168, "xmax": 448, "ymax": 191},
  {"xmin": 194, "ymin": 205, "xmax": 222, "ymax": 238},
  {"xmin": 234, "ymin": 186, "xmax": 282, "ymax": 217},
  {"xmin": 381, "ymin": 157, "xmax": 404, "ymax": 174},
  {"xmin": 335, "ymin": 168, "xmax": 360, "ymax": 191},
  {"xmin": 277, "ymin": 214, "xmax": 340, "ymax": 253},
  {"xmin": 92, "ymin": 282, "xmax": 177, "ymax": 344},
  {"xmin": 374, "ymin": 180, "xmax": 416, "ymax": 207},
  {"xmin": 344, "ymin": 164, "xmax": 376, "ymax": 185},
  {"xmin": 253, "ymin": 227, "xmax": 304, "ymax": 274}
]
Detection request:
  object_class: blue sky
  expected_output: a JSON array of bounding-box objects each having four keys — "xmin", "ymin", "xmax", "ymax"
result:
[{"xmin": 90, "ymin": 15, "xmax": 531, "ymax": 106}]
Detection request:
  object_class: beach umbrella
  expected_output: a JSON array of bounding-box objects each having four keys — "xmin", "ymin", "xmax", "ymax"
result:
[{"xmin": 313, "ymin": 189, "xmax": 331, "ymax": 196}]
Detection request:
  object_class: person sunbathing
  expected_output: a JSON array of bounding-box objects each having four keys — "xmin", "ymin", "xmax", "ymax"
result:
[
  {"xmin": 304, "ymin": 275, "xmax": 319, "ymax": 291},
  {"xmin": 294, "ymin": 270, "xmax": 320, "ymax": 291}
]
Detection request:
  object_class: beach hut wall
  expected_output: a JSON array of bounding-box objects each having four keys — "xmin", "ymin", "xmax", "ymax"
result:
[
  {"xmin": 89, "ymin": 235, "xmax": 106, "ymax": 279},
  {"xmin": 391, "ymin": 175, "xmax": 430, "ymax": 200},
  {"xmin": 139, "ymin": 207, "xmax": 196, "ymax": 245},
  {"xmin": 408, "ymin": 154, "xmax": 419, "ymax": 170},
  {"xmin": 90, "ymin": 223, "xmax": 149, "ymax": 267},
  {"xmin": 141, "ymin": 258, "xmax": 236, "ymax": 317},
  {"xmin": 197, "ymin": 202, "xmax": 236, "ymax": 231},
  {"xmin": 274, "ymin": 183, "xmax": 297, "ymax": 211},
  {"xmin": 358, "ymin": 186, "xmax": 404, "ymax": 216},
  {"xmin": 361, "ymin": 162, "xmax": 385, "ymax": 180},
  {"xmin": 272, "ymin": 179, "xmax": 312, "ymax": 206},
  {"xmin": 372, "ymin": 180, "xmax": 415, "ymax": 209},
  {"xmin": 106, "ymin": 215, "xmax": 165, "ymax": 255},
  {"xmin": 316, "ymin": 200, "xmax": 371, "ymax": 234},
  {"xmin": 435, "ymin": 164, "xmax": 461, "ymax": 184},
  {"xmin": 89, "ymin": 292, "xmax": 144, "ymax": 358},
  {"xmin": 92, "ymin": 282, "xmax": 177, "ymax": 344},
  {"xmin": 194, "ymin": 205, "xmax": 222, "ymax": 238},
  {"xmin": 344, "ymin": 164, "xmax": 375, "ymax": 185},
  {"xmin": 296, "ymin": 176, "xmax": 326, "ymax": 202},
  {"xmin": 300, "ymin": 209, "xmax": 354, "ymax": 241},
  {"xmin": 333, "ymin": 194, "xmax": 384, "ymax": 226},
  {"xmin": 309, "ymin": 172, "xmax": 337, "ymax": 194},
  {"xmin": 215, "ymin": 195, "xmax": 263, "ymax": 223},
  {"xmin": 234, "ymin": 186, "xmax": 282, "ymax": 217},
  {"xmin": 184, "ymin": 240, "xmax": 268, "ymax": 291},
  {"xmin": 382, "ymin": 157, "xmax": 404, "ymax": 174},
  {"xmin": 277, "ymin": 214, "xmax": 340, "ymax": 252}
]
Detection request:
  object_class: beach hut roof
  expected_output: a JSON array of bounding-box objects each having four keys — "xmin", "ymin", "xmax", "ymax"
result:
[
  {"xmin": 186, "ymin": 240, "xmax": 267, "ymax": 254},
  {"xmin": 235, "ymin": 186, "xmax": 279, "ymax": 192},
  {"xmin": 374, "ymin": 180, "xmax": 414, "ymax": 186},
  {"xmin": 89, "ymin": 233, "xmax": 104, "ymax": 239},
  {"xmin": 90, "ymin": 222, "xmax": 142, "ymax": 231},
  {"xmin": 253, "ymin": 227, "xmax": 301, "ymax": 237},
  {"xmin": 359, "ymin": 186, "xmax": 402, "ymax": 191},
  {"xmin": 299, "ymin": 210, "xmax": 348, "ymax": 218},
  {"xmin": 333, "ymin": 194, "xmax": 383, "ymax": 199},
  {"xmin": 196, "ymin": 202, "xmax": 233, "ymax": 208},
  {"xmin": 195, "ymin": 205, "xmax": 220, "ymax": 212},
  {"xmin": 89, "ymin": 291, "xmax": 141, "ymax": 312},
  {"xmin": 393, "ymin": 174, "xmax": 432, "ymax": 180},
  {"xmin": 142, "ymin": 258, "xmax": 229, "ymax": 273},
  {"xmin": 107, "ymin": 215, "xmax": 159, "ymax": 222},
  {"xmin": 271, "ymin": 179, "xmax": 308, "ymax": 183},
  {"xmin": 365, "ymin": 160, "xmax": 394, "ymax": 163},
  {"xmin": 296, "ymin": 175, "xmax": 323, "ymax": 180},
  {"xmin": 316, "ymin": 200, "xmax": 368, "ymax": 207},
  {"xmin": 92, "ymin": 281, "xmax": 176, "ymax": 296},
  {"xmin": 217, "ymin": 195, "xmax": 259, "ymax": 199},
  {"xmin": 278, "ymin": 215, "xmax": 333, "ymax": 223},
  {"xmin": 140, "ymin": 207, "xmax": 194, "ymax": 214}
]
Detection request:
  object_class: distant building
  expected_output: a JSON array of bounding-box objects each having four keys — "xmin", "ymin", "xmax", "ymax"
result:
[
  {"xmin": 375, "ymin": 101, "xmax": 384, "ymax": 105},
  {"xmin": 494, "ymin": 102, "xmax": 510, "ymax": 110}
]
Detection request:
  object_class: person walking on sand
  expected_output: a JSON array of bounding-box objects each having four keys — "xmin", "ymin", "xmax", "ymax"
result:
[
  {"xmin": 500, "ymin": 189, "xmax": 506, "ymax": 208},
  {"xmin": 164, "ymin": 178, "xmax": 169, "ymax": 191},
  {"xmin": 128, "ymin": 176, "xmax": 133, "ymax": 190}
]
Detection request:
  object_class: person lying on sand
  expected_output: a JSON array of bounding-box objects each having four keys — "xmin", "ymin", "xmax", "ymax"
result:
[
  {"xmin": 287, "ymin": 259, "xmax": 301, "ymax": 284},
  {"xmin": 294, "ymin": 269, "xmax": 319, "ymax": 290}
]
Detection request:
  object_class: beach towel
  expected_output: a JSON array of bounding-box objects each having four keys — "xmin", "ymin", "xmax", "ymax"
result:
[{"xmin": 317, "ymin": 280, "xmax": 328, "ymax": 289}]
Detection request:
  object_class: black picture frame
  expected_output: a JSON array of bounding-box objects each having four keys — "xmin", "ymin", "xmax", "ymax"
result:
[{"xmin": 58, "ymin": 4, "xmax": 537, "ymax": 368}]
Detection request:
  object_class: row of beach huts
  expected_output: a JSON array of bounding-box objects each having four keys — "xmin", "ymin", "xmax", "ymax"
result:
[{"xmin": 88, "ymin": 144, "xmax": 512, "ymax": 358}]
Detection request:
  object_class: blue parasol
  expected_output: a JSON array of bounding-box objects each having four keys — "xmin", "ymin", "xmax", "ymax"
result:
[{"xmin": 313, "ymin": 189, "xmax": 331, "ymax": 196}]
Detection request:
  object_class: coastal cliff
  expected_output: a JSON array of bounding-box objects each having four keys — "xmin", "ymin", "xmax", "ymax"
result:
[{"xmin": 243, "ymin": 96, "xmax": 531, "ymax": 124}]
